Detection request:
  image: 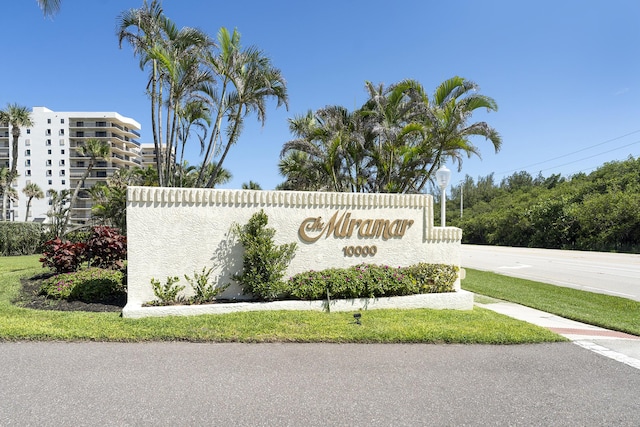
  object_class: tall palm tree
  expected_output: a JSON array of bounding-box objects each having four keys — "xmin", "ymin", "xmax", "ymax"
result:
[
  {"xmin": 63, "ymin": 138, "xmax": 111, "ymax": 235},
  {"xmin": 37, "ymin": 0, "xmax": 61, "ymax": 16},
  {"xmin": 22, "ymin": 182, "xmax": 44, "ymax": 222},
  {"xmin": 118, "ymin": 0, "xmax": 171, "ymax": 186},
  {"xmin": 198, "ymin": 27, "xmax": 288, "ymax": 188},
  {"xmin": 118, "ymin": 1, "xmax": 212, "ymax": 187},
  {"xmin": 0, "ymin": 104, "xmax": 34, "ymax": 221},
  {"xmin": 410, "ymin": 76, "xmax": 501, "ymax": 192}
]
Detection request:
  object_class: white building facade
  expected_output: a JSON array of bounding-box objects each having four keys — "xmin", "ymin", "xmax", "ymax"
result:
[{"xmin": 0, "ymin": 106, "xmax": 142, "ymax": 223}]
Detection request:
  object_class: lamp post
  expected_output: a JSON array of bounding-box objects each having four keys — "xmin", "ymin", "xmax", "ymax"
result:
[{"xmin": 435, "ymin": 165, "xmax": 451, "ymax": 227}]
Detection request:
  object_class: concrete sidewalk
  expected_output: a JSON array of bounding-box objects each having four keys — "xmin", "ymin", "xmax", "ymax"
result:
[{"xmin": 477, "ymin": 299, "xmax": 640, "ymax": 370}]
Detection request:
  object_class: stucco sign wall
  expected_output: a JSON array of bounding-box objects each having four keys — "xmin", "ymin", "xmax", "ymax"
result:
[{"xmin": 124, "ymin": 187, "xmax": 466, "ymax": 317}]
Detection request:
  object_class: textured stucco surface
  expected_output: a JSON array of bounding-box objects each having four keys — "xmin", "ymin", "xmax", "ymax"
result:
[{"xmin": 125, "ymin": 187, "xmax": 463, "ymax": 317}]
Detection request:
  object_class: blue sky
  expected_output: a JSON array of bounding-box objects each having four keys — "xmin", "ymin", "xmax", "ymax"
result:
[{"xmin": 3, "ymin": 0, "xmax": 640, "ymax": 191}]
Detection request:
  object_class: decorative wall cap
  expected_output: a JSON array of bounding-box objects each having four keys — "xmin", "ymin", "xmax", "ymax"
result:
[{"xmin": 127, "ymin": 186, "xmax": 432, "ymax": 209}]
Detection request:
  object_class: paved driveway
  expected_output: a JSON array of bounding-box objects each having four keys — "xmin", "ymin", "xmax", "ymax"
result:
[{"xmin": 1, "ymin": 342, "xmax": 639, "ymax": 426}]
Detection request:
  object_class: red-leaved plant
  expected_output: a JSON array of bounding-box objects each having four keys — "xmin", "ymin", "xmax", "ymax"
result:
[
  {"xmin": 85, "ymin": 226, "xmax": 127, "ymax": 269},
  {"xmin": 40, "ymin": 238, "xmax": 88, "ymax": 274},
  {"xmin": 40, "ymin": 226, "xmax": 127, "ymax": 273}
]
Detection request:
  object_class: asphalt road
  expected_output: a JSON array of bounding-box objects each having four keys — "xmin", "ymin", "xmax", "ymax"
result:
[
  {"xmin": 1, "ymin": 342, "xmax": 639, "ymax": 426},
  {"xmin": 461, "ymin": 245, "xmax": 640, "ymax": 301}
]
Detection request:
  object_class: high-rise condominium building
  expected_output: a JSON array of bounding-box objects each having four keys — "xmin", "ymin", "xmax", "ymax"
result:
[{"xmin": 0, "ymin": 106, "xmax": 142, "ymax": 224}]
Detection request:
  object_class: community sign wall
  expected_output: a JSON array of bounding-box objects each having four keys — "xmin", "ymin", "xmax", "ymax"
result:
[{"xmin": 124, "ymin": 187, "xmax": 471, "ymax": 318}]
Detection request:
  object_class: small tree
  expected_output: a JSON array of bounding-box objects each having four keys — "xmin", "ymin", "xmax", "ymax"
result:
[{"xmin": 232, "ymin": 210, "xmax": 297, "ymax": 301}]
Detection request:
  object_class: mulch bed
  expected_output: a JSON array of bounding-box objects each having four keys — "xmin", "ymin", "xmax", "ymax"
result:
[{"xmin": 14, "ymin": 273, "xmax": 126, "ymax": 313}]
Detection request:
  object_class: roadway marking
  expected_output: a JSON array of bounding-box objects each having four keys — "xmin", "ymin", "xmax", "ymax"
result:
[
  {"xmin": 498, "ymin": 264, "xmax": 532, "ymax": 270},
  {"xmin": 574, "ymin": 341, "xmax": 640, "ymax": 371}
]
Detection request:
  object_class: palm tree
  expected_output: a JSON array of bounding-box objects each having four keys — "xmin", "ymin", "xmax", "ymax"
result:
[
  {"xmin": 410, "ymin": 76, "xmax": 501, "ymax": 192},
  {"xmin": 118, "ymin": 1, "xmax": 212, "ymax": 187},
  {"xmin": 280, "ymin": 77, "xmax": 500, "ymax": 194},
  {"xmin": 0, "ymin": 103, "xmax": 34, "ymax": 221},
  {"xmin": 22, "ymin": 182, "xmax": 44, "ymax": 222},
  {"xmin": 118, "ymin": 0, "xmax": 171, "ymax": 186},
  {"xmin": 198, "ymin": 27, "xmax": 288, "ymax": 188},
  {"xmin": 37, "ymin": 0, "xmax": 61, "ymax": 16},
  {"xmin": 242, "ymin": 181, "xmax": 262, "ymax": 190},
  {"xmin": 280, "ymin": 106, "xmax": 364, "ymax": 192},
  {"xmin": 63, "ymin": 138, "xmax": 111, "ymax": 235}
]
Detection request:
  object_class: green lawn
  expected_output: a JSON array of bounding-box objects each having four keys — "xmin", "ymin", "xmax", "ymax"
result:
[
  {"xmin": 462, "ymin": 268, "xmax": 640, "ymax": 336},
  {"xmin": 0, "ymin": 255, "xmax": 563, "ymax": 343}
]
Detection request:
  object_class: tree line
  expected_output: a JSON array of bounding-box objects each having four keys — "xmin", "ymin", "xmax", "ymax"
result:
[{"xmin": 447, "ymin": 157, "xmax": 640, "ymax": 253}]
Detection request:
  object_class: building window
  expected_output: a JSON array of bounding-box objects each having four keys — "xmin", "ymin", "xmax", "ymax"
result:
[
  {"xmin": 59, "ymin": 139, "xmax": 65, "ymax": 146},
  {"xmin": 46, "ymin": 170, "xmax": 52, "ymax": 176},
  {"xmin": 76, "ymin": 121, "xmax": 84, "ymax": 127},
  {"xmin": 60, "ymin": 118, "xmax": 65, "ymax": 124},
  {"xmin": 25, "ymin": 149, "xmax": 31, "ymax": 156},
  {"xmin": 96, "ymin": 121, "xmax": 107, "ymax": 127},
  {"xmin": 25, "ymin": 170, "xmax": 31, "ymax": 176},
  {"xmin": 95, "ymin": 131, "xmax": 107, "ymax": 137},
  {"xmin": 61, "ymin": 179, "xmax": 66, "ymax": 185},
  {"xmin": 46, "ymin": 160, "xmax": 52, "ymax": 166},
  {"xmin": 25, "ymin": 139, "xmax": 30, "ymax": 146},
  {"xmin": 26, "ymin": 129, "xmax": 31, "ymax": 134},
  {"xmin": 46, "ymin": 129, "xmax": 51, "ymax": 135},
  {"xmin": 96, "ymin": 171, "xmax": 107, "ymax": 178},
  {"xmin": 25, "ymin": 160, "xmax": 31, "ymax": 166},
  {"xmin": 48, "ymin": 180, "xmax": 52, "ymax": 185},
  {"xmin": 77, "ymin": 161, "xmax": 85, "ymax": 167},
  {"xmin": 60, "ymin": 170, "xmax": 65, "ymax": 176},
  {"xmin": 59, "ymin": 159, "xmax": 65, "ymax": 166},
  {"xmin": 76, "ymin": 131, "xmax": 84, "ymax": 137},
  {"xmin": 46, "ymin": 139, "xmax": 51, "ymax": 146},
  {"xmin": 47, "ymin": 149, "xmax": 52, "ymax": 155},
  {"xmin": 47, "ymin": 118, "xmax": 51, "ymax": 124},
  {"xmin": 59, "ymin": 129, "xmax": 64, "ymax": 136},
  {"xmin": 61, "ymin": 149, "xmax": 65, "ymax": 155}
]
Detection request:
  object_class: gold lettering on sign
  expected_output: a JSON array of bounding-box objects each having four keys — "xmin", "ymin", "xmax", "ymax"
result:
[{"xmin": 298, "ymin": 211, "xmax": 414, "ymax": 243}]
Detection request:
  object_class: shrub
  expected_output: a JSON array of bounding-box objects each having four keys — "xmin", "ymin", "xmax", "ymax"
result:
[
  {"xmin": 149, "ymin": 276, "xmax": 185, "ymax": 305},
  {"xmin": 286, "ymin": 263, "xmax": 458, "ymax": 300},
  {"xmin": 184, "ymin": 267, "xmax": 229, "ymax": 304},
  {"xmin": 39, "ymin": 226, "xmax": 127, "ymax": 274},
  {"xmin": 85, "ymin": 226, "xmax": 127, "ymax": 269},
  {"xmin": 39, "ymin": 267, "xmax": 125, "ymax": 302},
  {"xmin": 0, "ymin": 222, "xmax": 46, "ymax": 256},
  {"xmin": 405, "ymin": 263, "xmax": 458, "ymax": 293},
  {"xmin": 40, "ymin": 238, "xmax": 87, "ymax": 274},
  {"xmin": 232, "ymin": 210, "xmax": 297, "ymax": 301}
]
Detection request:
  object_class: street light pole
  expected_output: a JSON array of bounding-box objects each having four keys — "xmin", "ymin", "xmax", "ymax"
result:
[
  {"xmin": 460, "ymin": 183, "xmax": 463, "ymax": 218},
  {"xmin": 435, "ymin": 165, "xmax": 451, "ymax": 227}
]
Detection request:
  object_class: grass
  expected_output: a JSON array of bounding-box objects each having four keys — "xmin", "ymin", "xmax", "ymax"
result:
[
  {"xmin": 463, "ymin": 268, "xmax": 640, "ymax": 336},
  {"xmin": 0, "ymin": 255, "xmax": 564, "ymax": 343}
]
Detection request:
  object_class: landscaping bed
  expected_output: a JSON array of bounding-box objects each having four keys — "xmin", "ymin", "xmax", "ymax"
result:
[{"xmin": 15, "ymin": 272, "xmax": 125, "ymax": 313}]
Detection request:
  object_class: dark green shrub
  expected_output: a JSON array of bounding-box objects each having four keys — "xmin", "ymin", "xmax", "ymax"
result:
[
  {"xmin": 0, "ymin": 222, "xmax": 45, "ymax": 256},
  {"xmin": 232, "ymin": 210, "xmax": 297, "ymax": 301},
  {"xmin": 39, "ymin": 267, "xmax": 125, "ymax": 302},
  {"xmin": 286, "ymin": 263, "xmax": 458, "ymax": 300}
]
